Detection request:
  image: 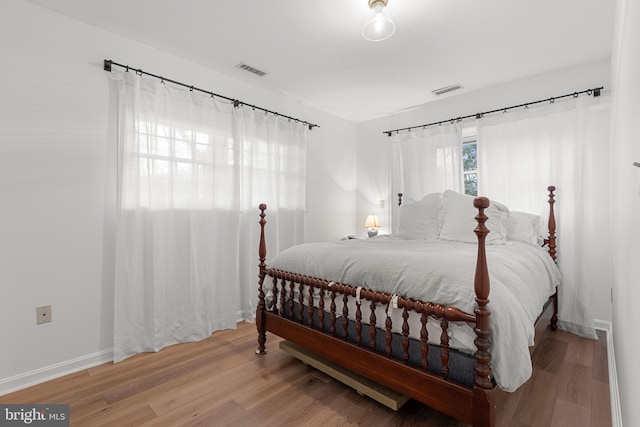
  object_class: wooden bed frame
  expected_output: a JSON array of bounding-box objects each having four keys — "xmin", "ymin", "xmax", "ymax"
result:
[{"xmin": 255, "ymin": 187, "xmax": 559, "ymax": 427}]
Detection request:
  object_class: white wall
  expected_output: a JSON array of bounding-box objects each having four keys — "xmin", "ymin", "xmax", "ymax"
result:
[
  {"xmin": 0, "ymin": 0, "xmax": 356, "ymax": 392},
  {"xmin": 356, "ymin": 59, "xmax": 613, "ymax": 323},
  {"xmin": 306, "ymin": 122, "xmax": 357, "ymax": 243},
  {"xmin": 611, "ymin": 0, "xmax": 640, "ymax": 425}
]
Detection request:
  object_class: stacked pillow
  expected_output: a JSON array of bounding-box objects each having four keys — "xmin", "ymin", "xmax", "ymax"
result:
[
  {"xmin": 438, "ymin": 190, "xmax": 508, "ymax": 245},
  {"xmin": 395, "ymin": 190, "xmax": 542, "ymax": 246},
  {"xmin": 395, "ymin": 193, "xmax": 441, "ymax": 240},
  {"xmin": 504, "ymin": 211, "xmax": 543, "ymax": 246}
]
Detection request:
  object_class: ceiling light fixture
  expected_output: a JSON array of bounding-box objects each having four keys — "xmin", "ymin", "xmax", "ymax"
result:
[{"xmin": 362, "ymin": 0, "xmax": 395, "ymax": 42}]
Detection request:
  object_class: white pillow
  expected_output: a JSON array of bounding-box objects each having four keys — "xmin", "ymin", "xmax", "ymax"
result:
[
  {"xmin": 396, "ymin": 193, "xmax": 441, "ymax": 240},
  {"xmin": 505, "ymin": 211, "xmax": 542, "ymax": 246},
  {"xmin": 439, "ymin": 190, "xmax": 508, "ymax": 244}
]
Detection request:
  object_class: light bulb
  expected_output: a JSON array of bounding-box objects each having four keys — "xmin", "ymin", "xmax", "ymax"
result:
[{"xmin": 362, "ymin": 1, "xmax": 395, "ymax": 42}]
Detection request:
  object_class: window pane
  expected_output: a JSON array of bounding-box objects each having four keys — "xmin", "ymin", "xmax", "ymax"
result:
[
  {"xmin": 174, "ymin": 128, "xmax": 192, "ymax": 142},
  {"xmin": 463, "ymin": 142, "xmax": 477, "ymax": 171},
  {"xmin": 175, "ymin": 140, "xmax": 192, "ymax": 159},
  {"xmin": 153, "ymin": 137, "xmax": 171, "ymax": 157},
  {"xmin": 464, "ymin": 173, "xmax": 477, "ymax": 196}
]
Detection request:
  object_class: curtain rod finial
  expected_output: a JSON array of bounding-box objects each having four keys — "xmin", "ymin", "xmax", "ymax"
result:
[{"xmin": 103, "ymin": 59, "xmax": 112, "ymax": 72}]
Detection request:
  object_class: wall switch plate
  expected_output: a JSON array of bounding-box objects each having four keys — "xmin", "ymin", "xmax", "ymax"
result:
[
  {"xmin": 36, "ymin": 305, "xmax": 52, "ymax": 325},
  {"xmin": 379, "ymin": 199, "xmax": 385, "ymax": 209}
]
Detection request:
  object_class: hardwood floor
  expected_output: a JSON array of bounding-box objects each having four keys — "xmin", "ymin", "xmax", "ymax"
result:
[{"xmin": 0, "ymin": 323, "xmax": 611, "ymax": 427}]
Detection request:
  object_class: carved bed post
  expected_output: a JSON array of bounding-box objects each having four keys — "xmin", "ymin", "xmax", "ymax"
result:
[
  {"xmin": 256, "ymin": 204, "xmax": 268, "ymax": 355},
  {"xmin": 545, "ymin": 186, "xmax": 559, "ymax": 331},
  {"xmin": 472, "ymin": 196, "xmax": 495, "ymax": 427},
  {"xmin": 546, "ymin": 186, "xmax": 557, "ymax": 262}
]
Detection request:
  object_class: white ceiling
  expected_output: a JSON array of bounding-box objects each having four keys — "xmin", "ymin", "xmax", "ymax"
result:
[{"xmin": 25, "ymin": 0, "xmax": 616, "ymax": 123}]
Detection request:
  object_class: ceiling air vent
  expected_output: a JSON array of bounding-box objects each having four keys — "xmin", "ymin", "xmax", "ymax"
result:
[
  {"xmin": 432, "ymin": 83, "xmax": 463, "ymax": 96},
  {"xmin": 235, "ymin": 62, "xmax": 268, "ymax": 77}
]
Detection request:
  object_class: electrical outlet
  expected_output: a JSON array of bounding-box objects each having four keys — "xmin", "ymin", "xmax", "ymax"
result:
[{"xmin": 36, "ymin": 305, "xmax": 52, "ymax": 325}]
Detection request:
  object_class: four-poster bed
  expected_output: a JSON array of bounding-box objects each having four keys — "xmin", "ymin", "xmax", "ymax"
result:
[{"xmin": 255, "ymin": 187, "xmax": 559, "ymax": 427}]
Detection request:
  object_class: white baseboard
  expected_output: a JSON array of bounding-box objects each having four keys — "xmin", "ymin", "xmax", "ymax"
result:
[
  {"xmin": 1, "ymin": 319, "xmax": 252, "ymax": 397},
  {"xmin": 0, "ymin": 321, "xmax": 625, "ymax": 427},
  {"xmin": 0, "ymin": 349, "xmax": 114, "ymax": 397},
  {"xmin": 594, "ymin": 319, "xmax": 612, "ymax": 332},
  {"xmin": 594, "ymin": 319, "xmax": 623, "ymax": 427}
]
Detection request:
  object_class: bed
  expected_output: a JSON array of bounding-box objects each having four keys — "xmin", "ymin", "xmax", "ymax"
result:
[{"xmin": 255, "ymin": 187, "xmax": 560, "ymax": 427}]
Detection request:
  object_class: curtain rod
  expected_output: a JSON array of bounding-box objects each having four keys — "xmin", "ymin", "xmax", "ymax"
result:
[
  {"xmin": 383, "ymin": 86, "xmax": 603, "ymax": 136},
  {"xmin": 103, "ymin": 59, "xmax": 319, "ymax": 130}
]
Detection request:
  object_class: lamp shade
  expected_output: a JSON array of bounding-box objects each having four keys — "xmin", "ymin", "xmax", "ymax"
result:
[
  {"xmin": 364, "ymin": 214, "xmax": 380, "ymax": 228},
  {"xmin": 362, "ymin": 0, "xmax": 395, "ymax": 42}
]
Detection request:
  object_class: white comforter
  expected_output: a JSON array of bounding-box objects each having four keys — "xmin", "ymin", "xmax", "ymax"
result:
[{"xmin": 268, "ymin": 235, "xmax": 561, "ymax": 392}]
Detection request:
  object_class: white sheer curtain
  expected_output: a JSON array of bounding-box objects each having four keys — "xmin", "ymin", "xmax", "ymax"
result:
[
  {"xmin": 391, "ymin": 123, "xmax": 463, "ymax": 201},
  {"xmin": 108, "ymin": 72, "xmax": 308, "ymax": 362},
  {"xmin": 477, "ymin": 95, "xmax": 611, "ymax": 339}
]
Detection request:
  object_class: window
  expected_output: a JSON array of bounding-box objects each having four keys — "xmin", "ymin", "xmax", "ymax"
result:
[
  {"xmin": 130, "ymin": 118, "xmax": 306, "ymax": 210},
  {"xmin": 131, "ymin": 120, "xmax": 229, "ymax": 209},
  {"xmin": 463, "ymin": 137, "xmax": 477, "ymax": 196}
]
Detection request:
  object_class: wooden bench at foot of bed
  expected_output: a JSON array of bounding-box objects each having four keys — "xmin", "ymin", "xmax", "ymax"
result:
[{"xmin": 279, "ymin": 340, "xmax": 411, "ymax": 411}]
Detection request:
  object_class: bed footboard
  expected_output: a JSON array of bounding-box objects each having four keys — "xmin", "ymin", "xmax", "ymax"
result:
[{"xmin": 255, "ymin": 197, "xmax": 497, "ymax": 426}]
